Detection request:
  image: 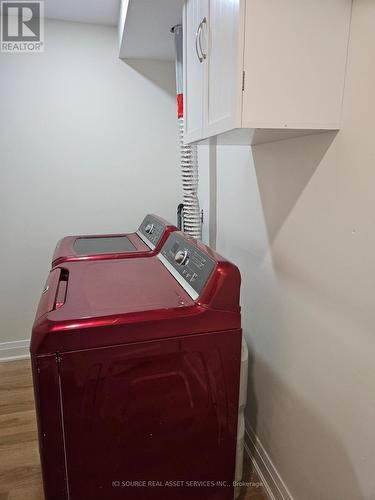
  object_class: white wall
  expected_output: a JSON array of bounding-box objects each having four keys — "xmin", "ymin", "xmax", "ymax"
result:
[
  {"xmin": 197, "ymin": 140, "xmax": 216, "ymax": 246},
  {"xmin": 0, "ymin": 20, "xmax": 180, "ymax": 345},
  {"xmin": 203, "ymin": 1, "xmax": 375, "ymax": 498}
]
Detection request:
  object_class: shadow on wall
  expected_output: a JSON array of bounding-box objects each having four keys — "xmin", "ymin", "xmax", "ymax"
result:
[
  {"xmin": 246, "ymin": 354, "xmax": 364, "ymax": 500},
  {"xmin": 252, "ymin": 132, "xmax": 337, "ymax": 243},
  {"xmin": 244, "ymin": 337, "xmax": 258, "ymax": 455},
  {"xmin": 121, "ymin": 59, "xmax": 176, "ymax": 97}
]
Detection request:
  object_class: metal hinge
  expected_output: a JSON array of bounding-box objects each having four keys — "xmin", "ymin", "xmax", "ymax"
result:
[{"xmin": 242, "ymin": 70, "xmax": 245, "ymax": 91}]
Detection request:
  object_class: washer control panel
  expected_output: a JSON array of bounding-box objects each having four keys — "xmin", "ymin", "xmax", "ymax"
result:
[
  {"xmin": 137, "ymin": 215, "xmax": 166, "ymax": 249},
  {"xmin": 158, "ymin": 233, "xmax": 215, "ymax": 299}
]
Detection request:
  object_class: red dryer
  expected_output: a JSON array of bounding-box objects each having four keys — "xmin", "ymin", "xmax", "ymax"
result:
[
  {"xmin": 31, "ymin": 232, "xmax": 242, "ymax": 500},
  {"xmin": 51, "ymin": 214, "xmax": 177, "ymax": 267}
]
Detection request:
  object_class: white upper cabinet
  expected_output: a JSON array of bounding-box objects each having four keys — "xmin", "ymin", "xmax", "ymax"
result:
[
  {"xmin": 184, "ymin": 0, "xmax": 352, "ymax": 145},
  {"xmin": 205, "ymin": 0, "xmax": 243, "ymax": 137},
  {"xmin": 184, "ymin": 0, "xmax": 208, "ymax": 142}
]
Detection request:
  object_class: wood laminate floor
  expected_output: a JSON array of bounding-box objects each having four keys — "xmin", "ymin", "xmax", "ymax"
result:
[{"xmin": 0, "ymin": 360, "xmax": 267, "ymax": 500}]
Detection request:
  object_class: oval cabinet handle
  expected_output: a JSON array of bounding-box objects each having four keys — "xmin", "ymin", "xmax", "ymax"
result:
[
  {"xmin": 195, "ymin": 21, "xmax": 203, "ymax": 63},
  {"xmin": 198, "ymin": 17, "xmax": 207, "ymax": 60}
]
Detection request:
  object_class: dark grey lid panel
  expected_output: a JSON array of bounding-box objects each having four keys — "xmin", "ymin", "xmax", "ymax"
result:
[
  {"xmin": 73, "ymin": 236, "xmax": 136, "ymax": 255},
  {"xmin": 137, "ymin": 215, "xmax": 166, "ymax": 248},
  {"xmin": 159, "ymin": 233, "xmax": 215, "ymax": 297}
]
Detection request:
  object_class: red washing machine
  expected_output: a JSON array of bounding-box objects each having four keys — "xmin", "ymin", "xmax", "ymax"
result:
[
  {"xmin": 31, "ymin": 232, "xmax": 242, "ymax": 500},
  {"xmin": 51, "ymin": 214, "xmax": 177, "ymax": 267}
]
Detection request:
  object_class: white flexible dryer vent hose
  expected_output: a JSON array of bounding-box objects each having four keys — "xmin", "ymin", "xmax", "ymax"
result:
[
  {"xmin": 179, "ymin": 118, "xmax": 201, "ymax": 239},
  {"xmin": 173, "ymin": 24, "xmax": 201, "ymax": 240}
]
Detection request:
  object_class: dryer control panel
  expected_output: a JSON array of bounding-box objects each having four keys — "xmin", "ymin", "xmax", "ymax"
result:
[
  {"xmin": 158, "ymin": 233, "xmax": 215, "ymax": 300},
  {"xmin": 136, "ymin": 215, "xmax": 166, "ymax": 249}
]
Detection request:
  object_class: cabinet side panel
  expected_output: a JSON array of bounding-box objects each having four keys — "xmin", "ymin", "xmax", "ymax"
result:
[{"xmin": 242, "ymin": 0, "xmax": 352, "ymax": 129}]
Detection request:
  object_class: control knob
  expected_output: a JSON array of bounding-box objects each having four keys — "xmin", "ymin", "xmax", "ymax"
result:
[
  {"xmin": 175, "ymin": 249, "xmax": 189, "ymax": 266},
  {"xmin": 145, "ymin": 223, "xmax": 154, "ymax": 234}
]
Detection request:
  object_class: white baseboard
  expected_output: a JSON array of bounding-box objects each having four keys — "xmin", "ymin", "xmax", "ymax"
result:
[
  {"xmin": 0, "ymin": 340, "xmax": 30, "ymax": 362},
  {"xmin": 245, "ymin": 423, "xmax": 293, "ymax": 500}
]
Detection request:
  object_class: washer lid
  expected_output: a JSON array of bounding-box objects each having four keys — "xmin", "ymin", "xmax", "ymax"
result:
[
  {"xmin": 47, "ymin": 257, "xmax": 194, "ymax": 321},
  {"xmin": 73, "ymin": 235, "xmax": 136, "ymax": 255}
]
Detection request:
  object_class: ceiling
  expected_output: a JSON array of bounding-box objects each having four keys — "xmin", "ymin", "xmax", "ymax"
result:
[{"xmin": 45, "ymin": 0, "xmax": 121, "ymax": 26}]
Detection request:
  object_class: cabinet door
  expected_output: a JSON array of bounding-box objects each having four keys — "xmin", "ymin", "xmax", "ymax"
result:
[
  {"xmin": 184, "ymin": 0, "xmax": 208, "ymax": 143},
  {"xmin": 204, "ymin": 0, "xmax": 243, "ymax": 137}
]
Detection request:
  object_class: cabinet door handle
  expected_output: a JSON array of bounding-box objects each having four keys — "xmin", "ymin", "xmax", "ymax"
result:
[
  {"xmin": 198, "ymin": 17, "xmax": 207, "ymax": 60},
  {"xmin": 195, "ymin": 21, "xmax": 203, "ymax": 63}
]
